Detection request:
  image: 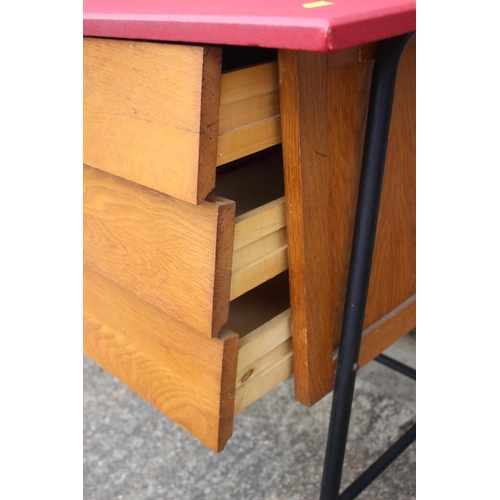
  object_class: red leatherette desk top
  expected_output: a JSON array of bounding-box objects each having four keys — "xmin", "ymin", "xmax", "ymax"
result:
[{"xmin": 83, "ymin": 0, "xmax": 415, "ymax": 53}]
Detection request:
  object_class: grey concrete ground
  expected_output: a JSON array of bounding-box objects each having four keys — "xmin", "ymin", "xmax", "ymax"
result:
[{"xmin": 84, "ymin": 332, "xmax": 415, "ymax": 500}]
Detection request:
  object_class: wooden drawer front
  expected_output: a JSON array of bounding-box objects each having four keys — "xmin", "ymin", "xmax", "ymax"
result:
[
  {"xmin": 83, "ymin": 266, "xmax": 239, "ymax": 453},
  {"xmin": 83, "ymin": 38, "xmax": 221, "ymax": 205},
  {"xmin": 84, "ymin": 38, "xmax": 280, "ymax": 205},
  {"xmin": 83, "ymin": 164, "xmax": 235, "ymax": 338},
  {"xmin": 84, "ymin": 267, "xmax": 293, "ymax": 452},
  {"xmin": 83, "ymin": 151, "xmax": 287, "ymax": 338}
]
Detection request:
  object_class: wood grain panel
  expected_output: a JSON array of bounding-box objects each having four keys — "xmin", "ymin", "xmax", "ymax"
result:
[
  {"xmin": 83, "ymin": 165, "xmax": 235, "ymax": 338},
  {"xmin": 233, "ymin": 226, "xmax": 287, "ymax": 270},
  {"xmin": 83, "ymin": 266, "xmax": 239, "ymax": 452},
  {"xmin": 235, "ymin": 344, "xmax": 293, "ymax": 414},
  {"xmin": 364, "ymin": 46, "xmax": 416, "ymax": 326},
  {"xmin": 237, "ymin": 309, "xmax": 291, "ymax": 373},
  {"xmin": 330, "ymin": 296, "xmax": 416, "ymax": 378},
  {"xmin": 230, "ymin": 197, "xmax": 288, "ymax": 299},
  {"xmin": 233, "ymin": 197, "xmax": 286, "ymax": 249},
  {"xmin": 219, "ymin": 91, "xmax": 280, "ymax": 133},
  {"xmin": 357, "ymin": 296, "xmax": 416, "ymax": 368},
  {"xmin": 84, "ymin": 38, "xmax": 222, "ymax": 205},
  {"xmin": 219, "ymin": 62, "xmax": 279, "ymax": 133},
  {"xmin": 279, "ymin": 42, "xmax": 415, "ymax": 406},
  {"xmin": 326, "ymin": 61, "xmax": 374, "ymax": 355},
  {"xmin": 220, "ymin": 62, "xmax": 278, "ymax": 106},
  {"xmin": 278, "ymin": 50, "xmax": 337, "ymax": 407},
  {"xmin": 218, "ymin": 62, "xmax": 281, "ymax": 166},
  {"xmin": 217, "ymin": 115, "xmax": 281, "ymax": 166},
  {"xmin": 234, "ymin": 309, "xmax": 293, "ymax": 414},
  {"xmin": 230, "ymin": 245, "xmax": 288, "ymax": 300},
  {"xmin": 327, "ymin": 34, "xmax": 416, "ymax": 70}
]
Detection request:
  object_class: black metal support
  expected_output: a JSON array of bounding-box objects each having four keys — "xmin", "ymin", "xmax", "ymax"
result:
[
  {"xmin": 338, "ymin": 424, "xmax": 416, "ymax": 500},
  {"xmin": 319, "ymin": 32, "xmax": 414, "ymax": 500},
  {"xmin": 375, "ymin": 353, "xmax": 416, "ymax": 380}
]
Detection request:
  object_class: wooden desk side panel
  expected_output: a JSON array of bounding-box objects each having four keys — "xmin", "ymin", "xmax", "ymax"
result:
[
  {"xmin": 364, "ymin": 47, "xmax": 416, "ymax": 325},
  {"xmin": 331, "ymin": 296, "xmax": 416, "ymax": 374},
  {"xmin": 83, "ymin": 266, "xmax": 239, "ymax": 453},
  {"xmin": 279, "ymin": 50, "xmax": 336, "ymax": 407},
  {"xmin": 83, "ymin": 165, "xmax": 235, "ymax": 338},
  {"xmin": 83, "ymin": 38, "xmax": 222, "ymax": 205},
  {"xmin": 279, "ymin": 44, "xmax": 416, "ymax": 406}
]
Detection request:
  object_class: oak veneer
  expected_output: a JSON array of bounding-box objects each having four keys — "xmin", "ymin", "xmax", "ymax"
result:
[
  {"xmin": 83, "ymin": 266, "xmax": 239, "ymax": 453},
  {"xmin": 279, "ymin": 37, "xmax": 416, "ymax": 406},
  {"xmin": 278, "ymin": 49, "xmax": 335, "ymax": 407},
  {"xmin": 84, "ymin": 38, "xmax": 281, "ymax": 205},
  {"xmin": 84, "ymin": 38, "xmax": 221, "ymax": 205},
  {"xmin": 83, "ymin": 164, "xmax": 235, "ymax": 338}
]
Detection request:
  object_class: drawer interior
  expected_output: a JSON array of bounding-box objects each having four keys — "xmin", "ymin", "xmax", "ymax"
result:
[
  {"xmin": 213, "ymin": 147, "xmax": 288, "ymax": 300},
  {"xmin": 221, "ymin": 46, "xmax": 277, "ymax": 72},
  {"xmin": 214, "ymin": 146, "xmax": 284, "ymax": 215},
  {"xmin": 226, "ymin": 271, "xmax": 292, "ymax": 415},
  {"xmin": 218, "ymin": 61, "xmax": 281, "ymax": 167}
]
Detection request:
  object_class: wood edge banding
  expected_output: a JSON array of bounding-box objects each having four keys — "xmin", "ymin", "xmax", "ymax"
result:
[
  {"xmin": 211, "ymin": 196, "xmax": 236, "ymax": 336},
  {"xmin": 196, "ymin": 47, "xmax": 223, "ymax": 204}
]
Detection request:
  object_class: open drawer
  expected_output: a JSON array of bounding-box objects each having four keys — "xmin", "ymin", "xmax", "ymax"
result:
[
  {"xmin": 84, "ymin": 266, "xmax": 293, "ymax": 453},
  {"xmin": 83, "ymin": 148, "xmax": 287, "ymax": 338},
  {"xmin": 83, "ymin": 38, "xmax": 280, "ymax": 204}
]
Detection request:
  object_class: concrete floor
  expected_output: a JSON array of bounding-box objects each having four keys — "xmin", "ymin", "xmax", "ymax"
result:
[{"xmin": 83, "ymin": 332, "xmax": 415, "ymax": 500}]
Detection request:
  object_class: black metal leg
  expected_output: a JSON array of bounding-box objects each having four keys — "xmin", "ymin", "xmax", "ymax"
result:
[
  {"xmin": 375, "ymin": 353, "xmax": 416, "ymax": 380},
  {"xmin": 319, "ymin": 33, "xmax": 414, "ymax": 500},
  {"xmin": 338, "ymin": 424, "xmax": 416, "ymax": 500}
]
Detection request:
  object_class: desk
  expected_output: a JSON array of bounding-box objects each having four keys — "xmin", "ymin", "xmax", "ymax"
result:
[{"xmin": 83, "ymin": 0, "xmax": 416, "ymax": 462}]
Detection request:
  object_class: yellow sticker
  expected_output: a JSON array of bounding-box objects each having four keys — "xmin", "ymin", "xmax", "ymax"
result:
[{"xmin": 302, "ymin": 1, "xmax": 334, "ymax": 8}]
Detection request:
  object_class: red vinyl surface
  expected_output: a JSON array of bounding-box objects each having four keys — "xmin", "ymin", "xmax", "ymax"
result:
[{"xmin": 83, "ymin": 0, "xmax": 415, "ymax": 53}]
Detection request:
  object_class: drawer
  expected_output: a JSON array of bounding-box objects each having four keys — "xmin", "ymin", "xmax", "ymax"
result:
[
  {"xmin": 84, "ymin": 266, "xmax": 293, "ymax": 453},
  {"xmin": 83, "ymin": 149, "xmax": 287, "ymax": 338},
  {"xmin": 83, "ymin": 38, "xmax": 280, "ymax": 205}
]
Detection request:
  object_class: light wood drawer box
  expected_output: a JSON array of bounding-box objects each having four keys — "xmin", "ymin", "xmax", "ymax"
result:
[
  {"xmin": 84, "ymin": 264, "xmax": 293, "ymax": 453},
  {"xmin": 83, "ymin": 149, "xmax": 287, "ymax": 338},
  {"xmin": 83, "ymin": 38, "xmax": 280, "ymax": 205}
]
